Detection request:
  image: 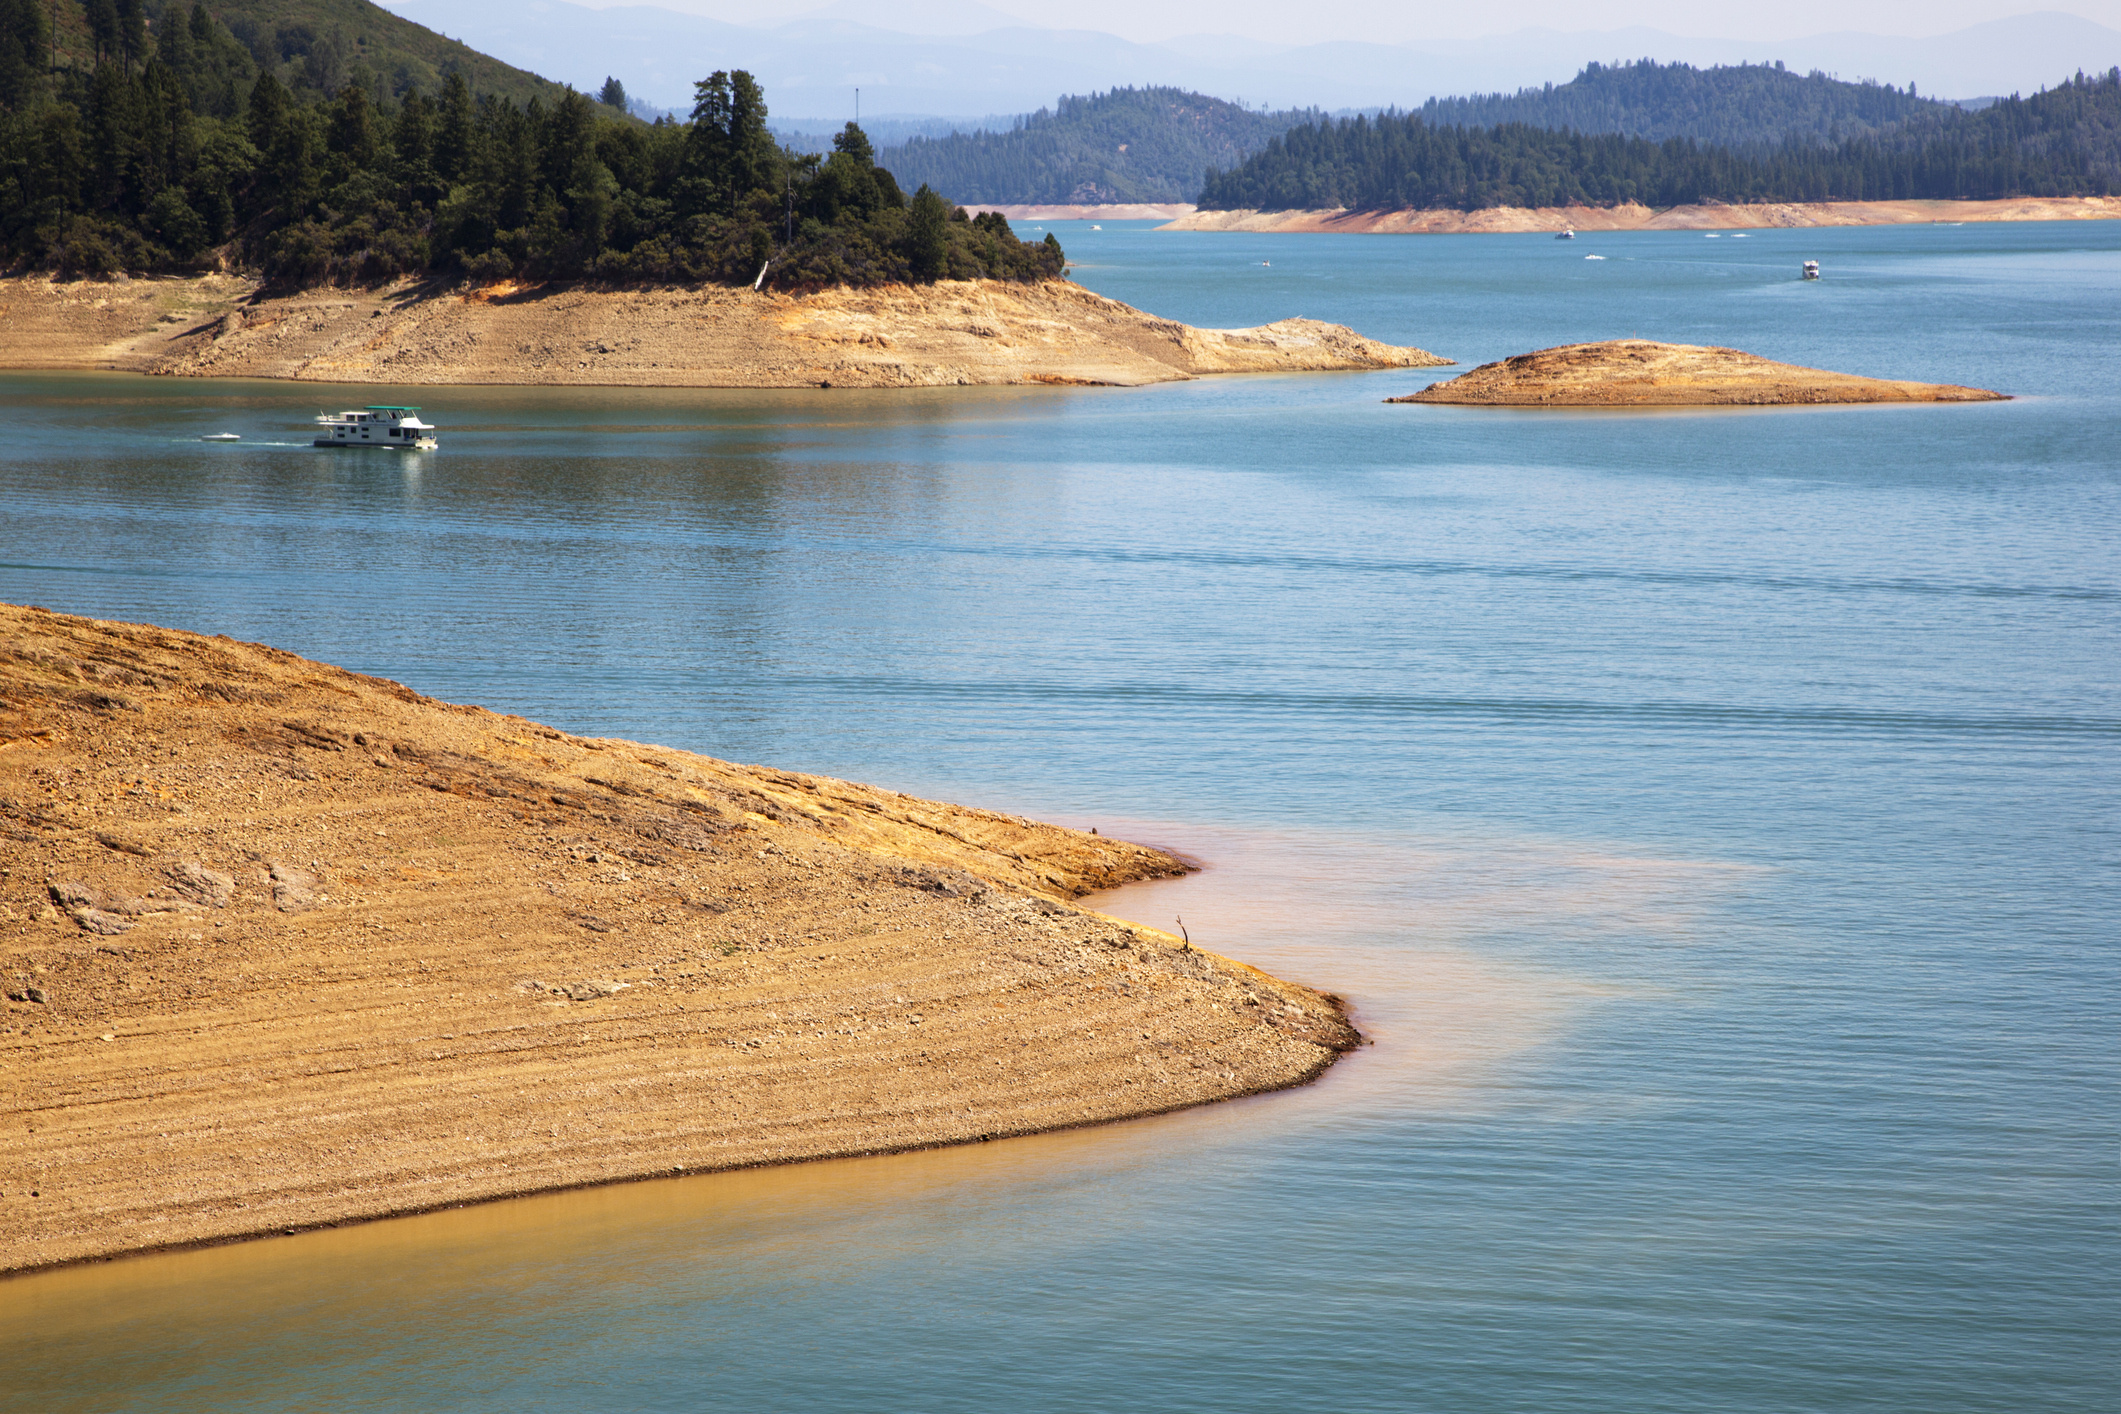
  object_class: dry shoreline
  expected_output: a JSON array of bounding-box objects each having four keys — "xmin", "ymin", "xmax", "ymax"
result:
[
  {"xmin": 1163, "ymin": 195, "xmax": 2121, "ymax": 234},
  {"xmin": 1394, "ymin": 339, "xmax": 2008, "ymax": 406},
  {"xmin": 0, "ymin": 604, "xmax": 1360, "ymax": 1275},
  {"xmin": 0, "ymin": 274, "xmax": 1448, "ymax": 389}
]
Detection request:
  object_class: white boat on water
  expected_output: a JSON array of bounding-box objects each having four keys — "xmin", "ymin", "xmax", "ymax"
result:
[
  {"xmin": 1556, "ymin": 228, "xmax": 1575, "ymax": 239},
  {"xmin": 200, "ymin": 433, "xmax": 241, "ymax": 441},
  {"xmin": 313, "ymin": 406, "xmax": 438, "ymax": 450}
]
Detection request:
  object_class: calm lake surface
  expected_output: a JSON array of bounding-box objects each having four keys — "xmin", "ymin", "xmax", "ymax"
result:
[{"xmin": 2, "ymin": 222, "xmax": 2117, "ymax": 1412}]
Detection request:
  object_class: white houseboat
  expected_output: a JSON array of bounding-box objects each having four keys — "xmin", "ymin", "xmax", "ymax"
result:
[{"xmin": 313, "ymin": 406, "xmax": 438, "ymax": 450}]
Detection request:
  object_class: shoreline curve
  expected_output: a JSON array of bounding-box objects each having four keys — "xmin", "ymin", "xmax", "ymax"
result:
[{"xmin": 0, "ymin": 603, "xmax": 1360, "ymax": 1275}]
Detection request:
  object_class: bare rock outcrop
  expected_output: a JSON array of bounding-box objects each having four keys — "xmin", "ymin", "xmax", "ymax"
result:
[
  {"xmin": 1, "ymin": 602, "xmax": 1358, "ymax": 1273},
  {"xmin": 1390, "ymin": 340, "xmax": 2006, "ymax": 407},
  {"xmin": 0, "ymin": 274, "xmax": 1447, "ymax": 389}
]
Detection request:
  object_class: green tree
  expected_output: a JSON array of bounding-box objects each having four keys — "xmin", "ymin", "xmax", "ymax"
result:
[
  {"xmin": 434, "ymin": 69, "xmax": 474, "ymax": 184},
  {"xmin": 905, "ymin": 181, "xmax": 948, "ymax": 279},
  {"xmin": 114, "ymin": 0, "xmax": 145, "ymax": 67},
  {"xmin": 0, "ymin": 0, "xmax": 49, "ymax": 109},
  {"xmin": 597, "ymin": 76, "xmax": 626, "ymax": 111}
]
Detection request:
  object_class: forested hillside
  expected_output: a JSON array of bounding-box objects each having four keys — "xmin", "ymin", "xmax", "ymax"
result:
[
  {"xmin": 1199, "ymin": 69, "xmax": 2121, "ymax": 211},
  {"xmin": 1414, "ymin": 60, "xmax": 1957, "ymax": 148},
  {"xmin": 18, "ymin": 0, "xmax": 579, "ymax": 114},
  {"xmin": 0, "ymin": 2, "xmax": 1063, "ymax": 287},
  {"xmin": 879, "ymin": 87, "xmax": 1324, "ymax": 205}
]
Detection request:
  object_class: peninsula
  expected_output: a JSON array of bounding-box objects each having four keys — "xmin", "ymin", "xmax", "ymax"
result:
[
  {"xmin": 0, "ymin": 604, "xmax": 1359, "ymax": 1274},
  {"xmin": 0, "ymin": 274, "xmax": 1450, "ymax": 389},
  {"xmin": 1391, "ymin": 340, "xmax": 2008, "ymax": 407}
]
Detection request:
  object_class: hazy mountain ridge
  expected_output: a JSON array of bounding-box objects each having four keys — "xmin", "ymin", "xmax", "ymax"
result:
[
  {"xmin": 878, "ymin": 88, "xmax": 1321, "ymax": 204},
  {"xmin": 869, "ymin": 62, "xmax": 2073, "ymax": 208},
  {"xmin": 378, "ymin": 1, "xmax": 2121, "ymax": 120}
]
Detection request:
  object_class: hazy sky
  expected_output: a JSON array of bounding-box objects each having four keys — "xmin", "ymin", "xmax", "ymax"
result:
[{"xmin": 606, "ymin": 0, "xmax": 2121, "ymax": 45}]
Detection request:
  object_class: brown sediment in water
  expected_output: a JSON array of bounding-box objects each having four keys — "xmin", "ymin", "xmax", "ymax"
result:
[
  {"xmin": 0, "ymin": 603, "xmax": 1359, "ymax": 1274},
  {"xmin": 0, "ymin": 273, "xmax": 1449, "ymax": 389},
  {"xmin": 1390, "ymin": 339, "xmax": 2007, "ymax": 407}
]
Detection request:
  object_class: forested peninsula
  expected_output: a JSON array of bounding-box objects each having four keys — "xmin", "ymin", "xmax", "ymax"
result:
[
  {"xmin": 1199, "ymin": 69, "xmax": 2121, "ymax": 212},
  {"xmin": 0, "ymin": 0, "xmax": 1061, "ymax": 287}
]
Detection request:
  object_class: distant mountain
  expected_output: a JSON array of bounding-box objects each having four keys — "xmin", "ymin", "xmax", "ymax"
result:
[
  {"xmin": 878, "ymin": 87, "xmax": 1322, "ymax": 204},
  {"xmin": 1414, "ymin": 59, "xmax": 1959, "ymax": 148},
  {"xmin": 869, "ymin": 62, "xmax": 2031, "ymax": 206},
  {"xmin": 776, "ymin": 115, "xmax": 1024, "ymax": 152},
  {"xmin": 1199, "ymin": 69, "xmax": 2121, "ymax": 212},
  {"xmin": 378, "ymin": 1, "xmax": 2121, "ymax": 118}
]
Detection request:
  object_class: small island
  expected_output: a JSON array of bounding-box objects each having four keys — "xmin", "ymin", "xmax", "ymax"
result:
[
  {"xmin": 0, "ymin": 603, "xmax": 1358, "ymax": 1273},
  {"xmin": 1389, "ymin": 340, "xmax": 2008, "ymax": 407}
]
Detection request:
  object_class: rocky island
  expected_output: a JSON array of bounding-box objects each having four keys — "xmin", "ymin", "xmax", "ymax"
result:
[
  {"xmin": 1391, "ymin": 340, "xmax": 2008, "ymax": 407},
  {"xmin": 0, "ymin": 603, "xmax": 1359, "ymax": 1274}
]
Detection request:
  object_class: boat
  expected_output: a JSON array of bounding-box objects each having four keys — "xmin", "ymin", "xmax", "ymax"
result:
[
  {"xmin": 200, "ymin": 433, "xmax": 241, "ymax": 442},
  {"xmin": 1556, "ymin": 228, "xmax": 1575, "ymax": 240},
  {"xmin": 313, "ymin": 406, "xmax": 438, "ymax": 450},
  {"xmin": 1802, "ymin": 260, "xmax": 1821, "ymax": 281}
]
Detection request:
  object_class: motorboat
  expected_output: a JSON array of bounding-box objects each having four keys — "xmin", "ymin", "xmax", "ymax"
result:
[
  {"xmin": 313, "ymin": 406, "xmax": 438, "ymax": 450},
  {"xmin": 200, "ymin": 433, "xmax": 241, "ymax": 441},
  {"xmin": 1556, "ymin": 228, "xmax": 1575, "ymax": 239},
  {"xmin": 1802, "ymin": 260, "xmax": 1821, "ymax": 280}
]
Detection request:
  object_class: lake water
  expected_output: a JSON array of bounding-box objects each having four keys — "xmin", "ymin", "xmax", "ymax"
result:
[{"xmin": 2, "ymin": 222, "xmax": 2116, "ymax": 1412}]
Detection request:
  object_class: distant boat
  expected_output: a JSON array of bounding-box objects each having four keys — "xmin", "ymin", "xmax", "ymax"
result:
[
  {"xmin": 1584, "ymin": 254, "xmax": 1606, "ymax": 261},
  {"xmin": 1091, "ymin": 224, "xmax": 1102, "ymax": 230},
  {"xmin": 1261, "ymin": 260, "xmax": 1271, "ymax": 266},
  {"xmin": 1705, "ymin": 233, "xmax": 1721, "ymax": 238},
  {"xmin": 200, "ymin": 433, "xmax": 241, "ymax": 442},
  {"xmin": 313, "ymin": 406, "xmax": 438, "ymax": 450},
  {"xmin": 1556, "ymin": 229, "xmax": 1575, "ymax": 240},
  {"xmin": 1802, "ymin": 260, "xmax": 1821, "ymax": 280},
  {"xmin": 1731, "ymin": 233, "xmax": 1749, "ymax": 238}
]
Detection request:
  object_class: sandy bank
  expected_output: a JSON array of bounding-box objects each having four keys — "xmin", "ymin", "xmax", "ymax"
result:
[
  {"xmin": 1163, "ymin": 195, "xmax": 2121, "ymax": 234},
  {"xmin": 0, "ymin": 603, "xmax": 1359, "ymax": 1273},
  {"xmin": 0, "ymin": 274, "xmax": 1447, "ymax": 389},
  {"xmin": 1392, "ymin": 339, "xmax": 2007, "ymax": 406}
]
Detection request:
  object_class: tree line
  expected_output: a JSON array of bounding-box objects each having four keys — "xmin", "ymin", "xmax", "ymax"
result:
[
  {"xmin": 0, "ymin": 5, "xmax": 1064, "ymax": 288},
  {"xmin": 1413, "ymin": 60, "xmax": 1958, "ymax": 149},
  {"xmin": 1199, "ymin": 69, "xmax": 2121, "ymax": 211}
]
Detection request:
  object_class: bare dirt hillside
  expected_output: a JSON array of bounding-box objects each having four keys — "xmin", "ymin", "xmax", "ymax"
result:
[
  {"xmin": 1163, "ymin": 196, "xmax": 2121, "ymax": 234},
  {"xmin": 0, "ymin": 603, "xmax": 1359, "ymax": 1273},
  {"xmin": 0, "ymin": 276, "xmax": 1449, "ymax": 388},
  {"xmin": 1391, "ymin": 340, "xmax": 2007, "ymax": 407}
]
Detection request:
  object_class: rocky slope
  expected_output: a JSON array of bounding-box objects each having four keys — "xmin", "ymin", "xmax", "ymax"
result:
[
  {"xmin": 0, "ymin": 603, "xmax": 1359, "ymax": 1272},
  {"xmin": 0, "ymin": 275, "xmax": 1449, "ymax": 389},
  {"xmin": 1391, "ymin": 340, "xmax": 2008, "ymax": 407}
]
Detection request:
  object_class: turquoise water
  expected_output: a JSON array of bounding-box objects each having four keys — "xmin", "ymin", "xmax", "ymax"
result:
[{"xmin": 1, "ymin": 222, "xmax": 2116, "ymax": 1411}]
